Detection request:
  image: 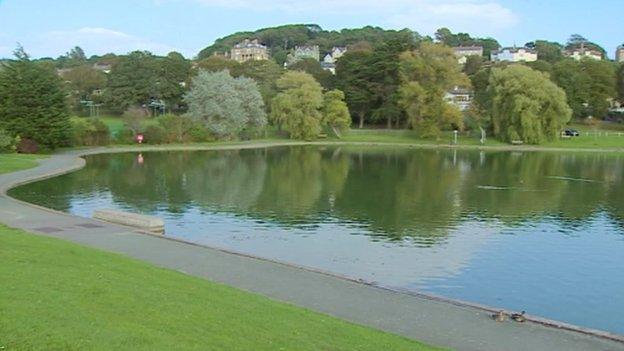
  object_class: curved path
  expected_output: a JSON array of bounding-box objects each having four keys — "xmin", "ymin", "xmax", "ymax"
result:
[{"xmin": 1, "ymin": 142, "xmax": 623, "ymax": 351}]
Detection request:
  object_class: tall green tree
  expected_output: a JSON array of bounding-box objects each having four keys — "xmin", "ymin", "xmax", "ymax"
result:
[
  {"xmin": 0, "ymin": 47, "xmax": 71, "ymax": 149},
  {"xmin": 398, "ymin": 42, "xmax": 469, "ymax": 137},
  {"xmin": 238, "ymin": 59, "xmax": 284, "ymax": 108},
  {"xmin": 104, "ymin": 51, "xmax": 160, "ymax": 113},
  {"xmin": 322, "ymin": 89, "xmax": 351, "ymax": 137},
  {"xmin": 552, "ymin": 58, "xmax": 616, "ymax": 118},
  {"xmin": 185, "ymin": 70, "xmax": 266, "ymax": 139},
  {"xmin": 335, "ymin": 50, "xmax": 375, "ymax": 128},
  {"xmin": 526, "ymin": 40, "xmax": 563, "ymax": 63},
  {"xmin": 158, "ymin": 51, "xmax": 191, "ymax": 110},
  {"xmin": 287, "ymin": 58, "xmax": 335, "ymax": 89},
  {"xmin": 270, "ymin": 71, "xmax": 324, "ymax": 140},
  {"xmin": 488, "ymin": 65, "xmax": 571, "ymax": 144}
]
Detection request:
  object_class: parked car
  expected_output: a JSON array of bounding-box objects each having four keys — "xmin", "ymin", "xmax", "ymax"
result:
[{"xmin": 563, "ymin": 129, "xmax": 580, "ymax": 137}]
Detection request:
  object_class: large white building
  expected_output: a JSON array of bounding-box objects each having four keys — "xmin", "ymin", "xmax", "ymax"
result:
[
  {"xmin": 453, "ymin": 46, "xmax": 483, "ymax": 64},
  {"xmin": 230, "ymin": 39, "xmax": 269, "ymax": 63},
  {"xmin": 490, "ymin": 47, "xmax": 538, "ymax": 62},
  {"xmin": 564, "ymin": 47, "xmax": 603, "ymax": 61},
  {"xmin": 444, "ymin": 86, "xmax": 472, "ymax": 111}
]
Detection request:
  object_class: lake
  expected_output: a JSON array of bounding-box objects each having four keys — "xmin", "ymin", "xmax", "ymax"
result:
[{"xmin": 10, "ymin": 145, "xmax": 624, "ymax": 335}]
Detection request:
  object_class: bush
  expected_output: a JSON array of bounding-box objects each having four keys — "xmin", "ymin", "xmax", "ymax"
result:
[
  {"xmin": 114, "ymin": 128, "xmax": 135, "ymax": 144},
  {"xmin": 17, "ymin": 138, "xmax": 39, "ymax": 154},
  {"xmin": 71, "ymin": 118, "xmax": 111, "ymax": 146},
  {"xmin": 143, "ymin": 125, "xmax": 167, "ymax": 144},
  {"xmin": 156, "ymin": 114, "xmax": 195, "ymax": 143},
  {"xmin": 0, "ymin": 129, "xmax": 19, "ymax": 153}
]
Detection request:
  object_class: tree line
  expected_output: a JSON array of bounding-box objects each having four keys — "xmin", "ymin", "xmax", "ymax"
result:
[{"xmin": 1, "ymin": 25, "xmax": 624, "ymax": 151}]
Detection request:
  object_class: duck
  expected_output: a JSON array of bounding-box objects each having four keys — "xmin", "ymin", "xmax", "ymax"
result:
[
  {"xmin": 492, "ymin": 310, "xmax": 506, "ymax": 322},
  {"xmin": 511, "ymin": 311, "xmax": 526, "ymax": 323}
]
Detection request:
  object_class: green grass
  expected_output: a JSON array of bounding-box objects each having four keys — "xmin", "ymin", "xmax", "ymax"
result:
[
  {"xmin": 340, "ymin": 129, "xmax": 506, "ymax": 147},
  {"xmin": 0, "ymin": 226, "xmax": 441, "ymax": 351},
  {"xmin": 0, "ymin": 154, "xmax": 46, "ymax": 174}
]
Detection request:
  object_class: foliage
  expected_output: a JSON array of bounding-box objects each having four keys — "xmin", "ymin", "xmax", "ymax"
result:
[
  {"xmin": 143, "ymin": 124, "xmax": 167, "ymax": 144},
  {"xmin": 0, "ymin": 129, "xmax": 19, "ymax": 152},
  {"xmin": 552, "ymin": 58, "xmax": 616, "ymax": 118},
  {"xmin": 270, "ymin": 71, "xmax": 324, "ymax": 140},
  {"xmin": 434, "ymin": 27, "xmax": 500, "ymax": 57},
  {"xmin": 122, "ymin": 106, "xmax": 150, "ymax": 135},
  {"xmin": 488, "ymin": 65, "xmax": 572, "ymax": 144},
  {"xmin": 237, "ymin": 59, "xmax": 284, "ymax": 108},
  {"xmin": 197, "ymin": 24, "xmax": 421, "ymax": 64},
  {"xmin": 398, "ymin": 42, "xmax": 469, "ymax": 137},
  {"xmin": 463, "ymin": 55, "xmax": 483, "ymax": 76},
  {"xmin": 525, "ymin": 40, "xmax": 563, "ymax": 63},
  {"xmin": 104, "ymin": 51, "xmax": 190, "ymax": 114},
  {"xmin": 71, "ymin": 118, "xmax": 111, "ymax": 146},
  {"xmin": 335, "ymin": 50, "xmax": 375, "ymax": 128},
  {"xmin": 185, "ymin": 70, "xmax": 267, "ymax": 139},
  {"xmin": 61, "ymin": 65, "xmax": 107, "ymax": 112},
  {"xmin": 322, "ymin": 90, "xmax": 351, "ymax": 137},
  {"xmin": 155, "ymin": 114, "xmax": 202, "ymax": 143},
  {"xmin": 287, "ymin": 58, "xmax": 335, "ymax": 89},
  {"xmin": 618, "ymin": 63, "xmax": 624, "ymax": 102},
  {"xmin": 0, "ymin": 47, "xmax": 71, "ymax": 149},
  {"xmin": 565, "ymin": 34, "xmax": 606, "ymax": 57}
]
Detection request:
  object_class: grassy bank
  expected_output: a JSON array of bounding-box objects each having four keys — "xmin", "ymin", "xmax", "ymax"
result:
[
  {"xmin": 0, "ymin": 154, "xmax": 46, "ymax": 174},
  {"xmin": 0, "ymin": 226, "xmax": 440, "ymax": 351}
]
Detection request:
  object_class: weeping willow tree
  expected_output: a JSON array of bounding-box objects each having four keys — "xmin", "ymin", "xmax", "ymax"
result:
[
  {"xmin": 398, "ymin": 42, "xmax": 469, "ymax": 138},
  {"xmin": 489, "ymin": 65, "xmax": 572, "ymax": 144}
]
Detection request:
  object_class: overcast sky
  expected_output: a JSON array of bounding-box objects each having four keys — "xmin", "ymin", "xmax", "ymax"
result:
[{"xmin": 0, "ymin": 0, "xmax": 622, "ymax": 59}]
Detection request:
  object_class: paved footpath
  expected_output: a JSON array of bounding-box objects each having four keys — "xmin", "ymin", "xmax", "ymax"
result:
[{"xmin": 1, "ymin": 145, "xmax": 624, "ymax": 351}]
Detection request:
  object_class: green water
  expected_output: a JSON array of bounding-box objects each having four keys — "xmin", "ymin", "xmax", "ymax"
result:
[{"xmin": 10, "ymin": 146, "xmax": 624, "ymax": 334}]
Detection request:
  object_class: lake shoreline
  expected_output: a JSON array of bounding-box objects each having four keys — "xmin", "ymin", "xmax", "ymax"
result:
[{"xmin": 1, "ymin": 143, "xmax": 624, "ymax": 350}]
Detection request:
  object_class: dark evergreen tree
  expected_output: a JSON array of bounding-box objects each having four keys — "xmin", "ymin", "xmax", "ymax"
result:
[{"xmin": 0, "ymin": 47, "xmax": 71, "ymax": 149}]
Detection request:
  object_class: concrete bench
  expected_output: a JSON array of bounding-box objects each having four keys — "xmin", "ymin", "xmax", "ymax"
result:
[{"xmin": 93, "ymin": 209, "xmax": 165, "ymax": 234}]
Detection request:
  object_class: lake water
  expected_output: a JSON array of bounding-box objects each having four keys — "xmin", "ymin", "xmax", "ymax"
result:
[{"xmin": 10, "ymin": 146, "xmax": 624, "ymax": 335}]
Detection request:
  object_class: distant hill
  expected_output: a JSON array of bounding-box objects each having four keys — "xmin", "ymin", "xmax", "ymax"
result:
[{"xmin": 196, "ymin": 24, "xmax": 421, "ymax": 64}]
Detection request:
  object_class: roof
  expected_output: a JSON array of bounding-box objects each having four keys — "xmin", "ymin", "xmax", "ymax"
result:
[
  {"xmin": 493, "ymin": 47, "xmax": 537, "ymax": 54},
  {"xmin": 233, "ymin": 39, "xmax": 267, "ymax": 49},
  {"xmin": 453, "ymin": 46, "xmax": 483, "ymax": 50}
]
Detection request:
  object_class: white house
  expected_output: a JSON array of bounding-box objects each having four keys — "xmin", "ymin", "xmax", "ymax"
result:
[
  {"xmin": 490, "ymin": 47, "xmax": 537, "ymax": 62},
  {"xmin": 444, "ymin": 87, "xmax": 472, "ymax": 111},
  {"xmin": 453, "ymin": 46, "xmax": 483, "ymax": 64},
  {"xmin": 321, "ymin": 47, "xmax": 347, "ymax": 74},
  {"xmin": 564, "ymin": 47, "xmax": 603, "ymax": 61}
]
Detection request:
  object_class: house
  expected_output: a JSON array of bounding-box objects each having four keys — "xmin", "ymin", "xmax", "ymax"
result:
[
  {"xmin": 616, "ymin": 45, "xmax": 624, "ymax": 62},
  {"xmin": 564, "ymin": 46, "xmax": 603, "ymax": 60},
  {"xmin": 444, "ymin": 86, "xmax": 472, "ymax": 111},
  {"xmin": 230, "ymin": 39, "xmax": 269, "ymax": 63},
  {"xmin": 93, "ymin": 62, "xmax": 112, "ymax": 74},
  {"xmin": 286, "ymin": 45, "xmax": 320, "ymax": 66},
  {"xmin": 321, "ymin": 47, "xmax": 347, "ymax": 74},
  {"xmin": 453, "ymin": 46, "xmax": 483, "ymax": 64},
  {"xmin": 490, "ymin": 47, "xmax": 537, "ymax": 62}
]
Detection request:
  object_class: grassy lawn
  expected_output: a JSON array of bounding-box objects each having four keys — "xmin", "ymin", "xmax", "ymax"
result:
[
  {"xmin": 0, "ymin": 226, "xmax": 441, "ymax": 351},
  {"xmin": 0, "ymin": 154, "xmax": 46, "ymax": 174}
]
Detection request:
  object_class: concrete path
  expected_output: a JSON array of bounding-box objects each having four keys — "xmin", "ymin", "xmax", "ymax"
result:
[{"xmin": 1, "ymin": 144, "xmax": 623, "ymax": 351}]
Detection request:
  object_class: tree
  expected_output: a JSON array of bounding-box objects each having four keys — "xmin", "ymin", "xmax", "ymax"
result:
[
  {"xmin": 61, "ymin": 65, "xmax": 107, "ymax": 112},
  {"xmin": 158, "ymin": 51, "xmax": 191, "ymax": 110},
  {"xmin": 104, "ymin": 51, "xmax": 160, "ymax": 113},
  {"xmin": 287, "ymin": 58, "xmax": 335, "ymax": 89},
  {"xmin": 526, "ymin": 40, "xmax": 563, "ymax": 63},
  {"xmin": 488, "ymin": 65, "xmax": 572, "ymax": 144},
  {"xmin": 122, "ymin": 106, "xmax": 150, "ymax": 135},
  {"xmin": 552, "ymin": 58, "xmax": 616, "ymax": 119},
  {"xmin": 398, "ymin": 42, "xmax": 469, "ymax": 137},
  {"xmin": 322, "ymin": 89, "xmax": 351, "ymax": 137},
  {"xmin": 463, "ymin": 55, "xmax": 484, "ymax": 76},
  {"xmin": 270, "ymin": 71, "xmax": 324, "ymax": 140},
  {"xmin": 617, "ymin": 63, "xmax": 624, "ymax": 102},
  {"xmin": 0, "ymin": 46, "xmax": 71, "ymax": 149},
  {"xmin": 185, "ymin": 70, "xmax": 266, "ymax": 139},
  {"xmin": 336, "ymin": 50, "xmax": 376, "ymax": 128},
  {"xmin": 238, "ymin": 59, "xmax": 284, "ymax": 108}
]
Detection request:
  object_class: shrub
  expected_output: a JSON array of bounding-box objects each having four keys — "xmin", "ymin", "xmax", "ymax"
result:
[
  {"xmin": 156, "ymin": 114, "xmax": 195, "ymax": 143},
  {"xmin": 143, "ymin": 125, "xmax": 167, "ymax": 144},
  {"xmin": 71, "ymin": 118, "xmax": 111, "ymax": 146},
  {"xmin": 0, "ymin": 129, "xmax": 19, "ymax": 153},
  {"xmin": 114, "ymin": 128, "xmax": 135, "ymax": 144},
  {"xmin": 122, "ymin": 106, "xmax": 150, "ymax": 135},
  {"xmin": 17, "ymin": 138, "xmax": 39, "ymax": 154}
]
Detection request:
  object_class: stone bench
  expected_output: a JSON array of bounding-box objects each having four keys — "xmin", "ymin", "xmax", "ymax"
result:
[{"xmin": 93, "ymin": 209, "xmax": 165, "ymax": 234}]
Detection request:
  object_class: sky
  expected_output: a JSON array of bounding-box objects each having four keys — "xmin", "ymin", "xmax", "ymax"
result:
[{"xmin": 0, "ymin": 0, "xmax": 622, "ymax": 59}]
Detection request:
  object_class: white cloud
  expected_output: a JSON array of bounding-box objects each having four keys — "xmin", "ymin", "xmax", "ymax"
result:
[
  {"xmin": 189, "ymin": 0, "xmax": 518, "ymax": 36},
  {"xmin": 36, "ymin": 27, "xmax": 183, "ymax": 57}
]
